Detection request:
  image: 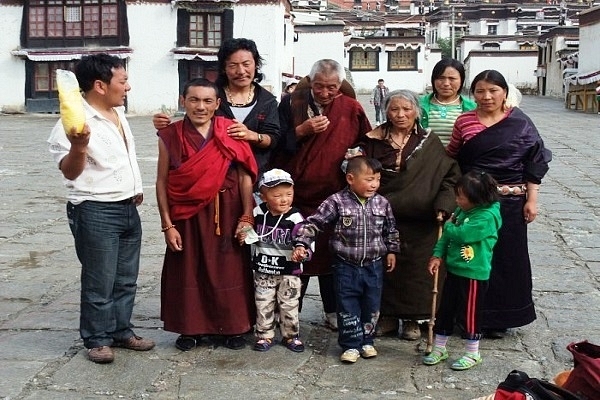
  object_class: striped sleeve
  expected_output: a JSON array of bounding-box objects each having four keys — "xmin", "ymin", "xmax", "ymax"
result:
[{"xmin": 446, "ymin": 111, "xmax": 486, "ymax": 157}]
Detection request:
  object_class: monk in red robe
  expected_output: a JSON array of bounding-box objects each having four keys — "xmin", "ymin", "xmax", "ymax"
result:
[
  {"xmin": 274, "ymin": 59, "xmax": 372, "ymax": 329},
  {"xmin": 156, "ymin": 78, "xmax": 257, "ymax": 351}
]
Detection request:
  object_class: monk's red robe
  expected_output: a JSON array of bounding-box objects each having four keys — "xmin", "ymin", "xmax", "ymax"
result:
[
  {"xmin": 166, "ymin": 116, "xmax": 257, "ymax": 221},
  {"xmin": 276, "ymin": 89, "xmax": 371, "ymax": 274},
  {"xmin": 158, "ymin": 116, "xmax": 258, "ymax": 336}
]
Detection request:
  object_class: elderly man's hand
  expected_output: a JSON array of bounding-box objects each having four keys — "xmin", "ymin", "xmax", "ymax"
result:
[{"xmin": 297, "ymin": 115, "xmax": 330, "ymax": 137}]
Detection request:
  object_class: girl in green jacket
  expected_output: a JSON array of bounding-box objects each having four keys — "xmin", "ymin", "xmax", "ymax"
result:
[{"xmin": 423, "ymin": 171, "xmax": 502, "ymax": 371}]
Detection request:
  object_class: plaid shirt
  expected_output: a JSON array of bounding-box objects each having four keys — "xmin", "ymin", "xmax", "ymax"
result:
[{"xmin": 293, "ymin": 187, "xmax": 400, "ymax": 266}]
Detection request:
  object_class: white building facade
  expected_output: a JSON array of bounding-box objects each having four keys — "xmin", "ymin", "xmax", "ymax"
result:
[
  {"xmin": 563, "ymin": 6, "xmax": 600, "ymax": 113},
  {"xmin": 293, "ymin": 20, "xmax": 346, "ymax": 78},
  {"xmin": 536, "ymin": 27, "xmax": 579, "ymax": 98},
  {"xmin": 0, "ymin": 3, "xmax": 27, "ymax": 113},
  {"xmin": 1, "ymin": 0, "xmax": 293, "ymax": 114},
  {"xmin": 463, "ymin": 50, "xmax": 539, "ymax": 94}
]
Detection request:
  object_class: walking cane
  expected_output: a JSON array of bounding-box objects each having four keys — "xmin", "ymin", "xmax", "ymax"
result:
[{"xmin": 426, "ymin": 212, "xmax": 444, "ymax": 354}]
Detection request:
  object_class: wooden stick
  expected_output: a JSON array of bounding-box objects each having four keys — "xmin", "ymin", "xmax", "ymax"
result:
[{"xmin": 426, "ymin": 214, "xmax": 444, "ymax": 354}]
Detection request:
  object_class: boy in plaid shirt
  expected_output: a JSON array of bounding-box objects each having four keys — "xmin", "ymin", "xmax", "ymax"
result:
[{"xmin": 293, "ymin": 157, "xmax": 400, "ymax": 363}]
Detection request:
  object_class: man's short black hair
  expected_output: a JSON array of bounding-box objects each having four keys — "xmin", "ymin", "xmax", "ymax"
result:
[
  {"xmin": 75, "ymin": 53, "xmax": 125, "ymax": 92},
  {"xmin": 182, "ymin": 78, "xmax": 219, "ymax": 98}
]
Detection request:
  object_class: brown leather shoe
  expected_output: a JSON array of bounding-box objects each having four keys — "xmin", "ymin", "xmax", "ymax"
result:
[
  {"xmin": 113, "ymin": 335, "xmax": 155, "ymax": 351},
  {"xmin": 401, "ymin": 320, "xmax": 421, "ymax": 341},
  {"xmin": 375, "ymin": 317, "xmax": 399, "ymax": 337},
  {"xmin": 88, "ymin": 346, "xmax": 114, "ymax": 363}
]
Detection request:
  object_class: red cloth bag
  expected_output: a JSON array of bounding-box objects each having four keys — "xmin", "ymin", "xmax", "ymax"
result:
[
  {"xmin": 563, "ymin": 341, "xmax": 600, "ymax": 400},
  {"xmin": 494, "ymin": 370, "xmax": 580, "ymax": 400}
]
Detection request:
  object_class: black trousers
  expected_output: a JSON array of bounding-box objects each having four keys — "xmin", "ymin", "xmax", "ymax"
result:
[{"xmin": 434, "ymin": 272, "xmax": 488, "ymax": 341}]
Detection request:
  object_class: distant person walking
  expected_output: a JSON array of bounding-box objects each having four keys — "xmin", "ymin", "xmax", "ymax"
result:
[
  {"xmin": 596, "ymin": 82, "xmax": 600, "ymax": 114},
  {"xmin": 371, "ymin": 79, "xmax": 389, "ymax": 125}
]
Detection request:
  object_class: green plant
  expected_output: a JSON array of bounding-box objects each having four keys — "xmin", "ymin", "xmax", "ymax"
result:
[{"xmin": 437, "ymin": 38, "xmax": 452, "ymax": 59}]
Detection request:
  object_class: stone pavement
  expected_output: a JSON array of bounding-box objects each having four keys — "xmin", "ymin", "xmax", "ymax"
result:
[{"xmin": 0, "ymin": 95, "xmax": 599, "ymax": 400}]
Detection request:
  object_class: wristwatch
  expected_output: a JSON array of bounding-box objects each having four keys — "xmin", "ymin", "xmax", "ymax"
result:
[{"xmin": 257, "ymin": 133, "xmax": 263, "ymax": 144}]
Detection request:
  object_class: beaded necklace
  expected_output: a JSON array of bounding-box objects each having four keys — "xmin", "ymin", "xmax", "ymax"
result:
[
  {"xmin": 433, "ymin": 94, "xmax": 460, "ymax": 105},
  {"xmin": 433, "ymin": 95, "xmax": 460, "ymax": 119}
]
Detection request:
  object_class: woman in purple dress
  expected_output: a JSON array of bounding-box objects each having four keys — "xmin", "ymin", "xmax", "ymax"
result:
[{"xmin": 447, "ymin": 70, "xmax": 551, "ymax": 338}]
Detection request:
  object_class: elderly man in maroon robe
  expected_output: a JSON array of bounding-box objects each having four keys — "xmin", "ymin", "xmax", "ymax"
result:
[
  {"xmin": 274, "ymin": 59, "xmax": 372, "ymax": 329},
  {"xmin": 156, "ymin": 78, "xmax": 257, "ymax": 351}
]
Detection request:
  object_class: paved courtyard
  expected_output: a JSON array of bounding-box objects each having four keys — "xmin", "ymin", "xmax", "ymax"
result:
[{"xmin": 0, "ymin": 95, "xmax": 599, "ymax": 399}]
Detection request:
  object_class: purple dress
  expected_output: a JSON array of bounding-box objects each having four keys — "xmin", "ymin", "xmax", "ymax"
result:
[{"xmin": 456, "ymin": 107, "xmax": 551, "ymax": 329}]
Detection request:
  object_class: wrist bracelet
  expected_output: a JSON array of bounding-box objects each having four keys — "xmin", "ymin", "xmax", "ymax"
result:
[
  {"xmin": 161, "ymin": 224, "xmax": 176, "ymax": 232},
  {"xmin": 238, "ymin": 215, "xmax": 254, "ymax": 225}
]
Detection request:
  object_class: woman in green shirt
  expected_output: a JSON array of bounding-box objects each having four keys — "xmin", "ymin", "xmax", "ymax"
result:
[{"xmin": 420, "ymin": 59, "xmax": 476, "ymax": 146}]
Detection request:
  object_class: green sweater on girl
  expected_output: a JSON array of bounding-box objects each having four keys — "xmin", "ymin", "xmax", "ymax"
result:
[{"xmin": 432, "ymin": 202, "xmax": 502, "ymax": 281}]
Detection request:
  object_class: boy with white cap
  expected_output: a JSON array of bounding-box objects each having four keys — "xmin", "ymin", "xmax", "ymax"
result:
[{"xmin": 237, "ymin": 168, "xmax": 310, "ymax": 352}]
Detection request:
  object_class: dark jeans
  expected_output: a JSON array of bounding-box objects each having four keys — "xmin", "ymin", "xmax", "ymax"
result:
[
  {"xmin": 67, "ymin": 200, "xmax": 142, "ymax": 349},
  {"xmin": 333, "ymin": 258, "xmax": 383, "ymax": 350},
  {"xmin": 374, "ymin": 105, "xmax": 385, "ymax": 123}
]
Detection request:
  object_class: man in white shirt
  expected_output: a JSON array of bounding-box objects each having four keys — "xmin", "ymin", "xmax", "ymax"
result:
[{"xmin": 48, "ymin": 54, "xmax": 154, "ymax": 364}]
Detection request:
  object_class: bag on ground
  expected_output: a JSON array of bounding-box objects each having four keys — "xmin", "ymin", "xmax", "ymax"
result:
[
  {"xmin": 563, "ymin": 341, "xmax": 600, "ymax": 400},
  {"xmin": 494, "ymin": 370, "xmax": 581, "ymax": 400}
]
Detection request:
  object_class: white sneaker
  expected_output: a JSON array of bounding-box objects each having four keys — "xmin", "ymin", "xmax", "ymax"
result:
[
  {"xmin": 325, "ymin": 312, "xmax": 338, "ymax": 331},
  {"xmin": 361, "ymin": 344, "xmax": 378, "ymax": 358},
  {"xmin": 340, "ymin": 348, "xmax": 360, "ymax": 363}
]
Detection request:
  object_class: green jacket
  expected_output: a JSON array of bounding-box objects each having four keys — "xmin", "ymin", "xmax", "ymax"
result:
[
  {"xmin": 419, "ymin": 93, "xmax": 477, "ymax": 129},
  {"xmin": 433, "ymin": 202, "xmax": 502, "ymax": 280}
]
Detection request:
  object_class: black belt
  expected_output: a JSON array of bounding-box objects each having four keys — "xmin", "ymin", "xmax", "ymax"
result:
[{"xmin": 113, "ymin": 196, "xmax": 136, "ymax": 204}]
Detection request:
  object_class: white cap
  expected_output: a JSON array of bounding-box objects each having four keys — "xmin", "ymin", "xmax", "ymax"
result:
[
  {"xmin": 285, "ymin": 77, "xmax": 299, "ymax": 88},
  {"xmin": 259, "ymin": 169, "xmax": 294, "ymax": 188}
]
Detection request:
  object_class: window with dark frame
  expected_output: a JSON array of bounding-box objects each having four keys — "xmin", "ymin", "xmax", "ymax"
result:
[
  {"xmin": 349, "ymin": 49, "xmax": 379, "ymax": 71},
  {"xmin": 27, "ymin": 0, "xmax": 119, "ymax": 42},
  {"xmin": 482, "ymin": 43, "xmax": 500, "ymax": 50},
  {"xmin": 33, "ymin": 61, "xmax": 77, "ymax": 95},
  {"xmin": 189, "ymin": 13, "xmax": 223, "ymax": 48},
  {"xmin": 176, "ymin": 8, "xmax": 232, "ymax": 96},
  {"xmin": 519, "ymin": 43, "xmax": 536, "ymax": 51},
  {"xmin": 186, "ymin": 61, "xmax": 218, "ymax": 82},
  {"xmin": 388, "ymin": 49, "xmax": 417, "ymax": 71}
]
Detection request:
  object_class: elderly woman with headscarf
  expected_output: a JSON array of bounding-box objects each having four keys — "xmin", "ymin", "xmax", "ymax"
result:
[{"xmin": 353, "ymin": 89, "xmax": 461, "ymax": 340}]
